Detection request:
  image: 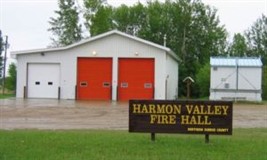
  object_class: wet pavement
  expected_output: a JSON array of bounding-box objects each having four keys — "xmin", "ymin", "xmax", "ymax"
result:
[
  {"xmin": 0, "ymin": 98, "xmax": 129, "ymax": 130},
  {"xmin": 0, "ymin": 98, "xmax": 266, "ymax": 130}
]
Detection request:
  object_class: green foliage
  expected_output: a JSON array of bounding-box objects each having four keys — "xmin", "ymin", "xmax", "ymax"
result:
[
  {"xmin": 90, "ymin": 6, "xmax": 113, "ymax": 36},
  {"xmin": 113, "ymin": 2, "xmax": 146, "ymax": 35},
  {"xmin": 48, "ymin": 0, "xmax": 82, "ymax": 46},
  {"xmin": 0, "ymin": 59, "xmax": 2, "ymax": 78},
  {"xmin": 0, "ymin": 94, "xmax": 15, "ymax": 99},
  {"xmin": 245, "ymin": 14, "xmax": 267, "ymax": 64},
  {"xmin": 5, "ymin": 63, "xmax": 16, "ymax": 91},
  {"xmin": 195, "ymin": 63, "xmax": 210, "ymax": 97},
  {"xmin": 263, "ymin": 66, "xmax": 267, "ymax": 100},
  {"xmin": 84, "ymin": 0, "xmax": 105, "ymax": 10},
  {"xmin": 112, "ymin": 5, "xmax": 131, "ymax": 32},
  {"xmin": 0, "ymin": 129, "xmax": 267, "ymax": 160},
  {"xmin": 228, "ymin": 33, "xmax": 248, "ymax": 57},
  {"xmin": 83, "ymin": 0, "xmax": 114, "ymax": 36}
]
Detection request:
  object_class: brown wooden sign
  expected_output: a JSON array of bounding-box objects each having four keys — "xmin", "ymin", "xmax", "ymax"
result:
[{"xmin": 129, "ymin": 100, "xmax": 233, "ymax": 135}]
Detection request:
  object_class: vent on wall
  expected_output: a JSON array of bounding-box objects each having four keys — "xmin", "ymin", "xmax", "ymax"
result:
[
  {"xmin": 121, "ymin": 82, "xmax": 128, "ymax": 88},
  {"xmin": 224, "ymin": 83, "xmax": 229, "ymax": 89},
  {"xmin": 221, "ymin": 78, "xmax": 226, "ymax": 82},
  {"xmin": 213, "ymin": 67, "xmax": 218, "ymax": 71}
]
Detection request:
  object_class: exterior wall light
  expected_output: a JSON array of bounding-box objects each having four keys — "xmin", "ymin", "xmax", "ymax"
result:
[{"xmin": 92, "ymin": 51, "xmax": 97, "ymax": 56}]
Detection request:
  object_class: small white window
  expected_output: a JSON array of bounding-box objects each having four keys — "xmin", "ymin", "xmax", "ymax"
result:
[
  {"xmin": 121, "ymin": 82, "xmax": 128, "ymax": 88},
  {"xmin": 144, "ymin": 83, "xmax": 152, "ymax": 88}
]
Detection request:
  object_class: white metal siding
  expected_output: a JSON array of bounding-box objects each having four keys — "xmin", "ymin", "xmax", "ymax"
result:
[
  {"xmin": 238, "ymin": 67, "xmax": 262, "ymax": 90},
  {"xmin": 166, "ymin": 54, "xmax": 178, "ymax": 99},
  {"xmin": 210, "ymin": 67, "xmax": 237, "ymax": 90}
]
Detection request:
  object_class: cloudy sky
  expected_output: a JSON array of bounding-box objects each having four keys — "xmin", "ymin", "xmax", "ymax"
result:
[{"xmin": 0, "ymin": 0, "xmax": 266, "ymax": 55}]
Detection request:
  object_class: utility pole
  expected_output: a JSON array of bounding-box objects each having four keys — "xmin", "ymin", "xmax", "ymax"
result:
[
  {"xmin": 2, "ymin": 36, "xmax": 8, "ymax": 95},
  {"xmin": 163, "ymin": 34, "xmax": 167, "ymax": 47},
  {"xmin": 0, "ymin": 30, "xmax": 2, "ymax": 78}
]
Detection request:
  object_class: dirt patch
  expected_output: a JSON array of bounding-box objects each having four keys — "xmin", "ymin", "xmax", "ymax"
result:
[
  {"xmin": 233, "ymin": 103, "xmax": 267, "ymax": 128},
  {"xmin": 0, "ymin": 99, "xmax": 266, "ymax": 130}
]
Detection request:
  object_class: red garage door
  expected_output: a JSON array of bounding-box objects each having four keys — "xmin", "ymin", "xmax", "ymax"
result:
[
  {"xmin": 118, "ymin": 58, "xmax": 154, "ymax": 101},
  {"xmin": 77, "ymin": 58, "xmax": 112, "ymax": 100}
]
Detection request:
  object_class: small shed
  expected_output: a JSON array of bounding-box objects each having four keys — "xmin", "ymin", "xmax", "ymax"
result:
[
  {"xmin": 11, "ymin": 30, "xmax": 179, "ymax": 101},
  {"xmin": 210, "ymin": 57, "xmax": 262, "ymax": 101}
]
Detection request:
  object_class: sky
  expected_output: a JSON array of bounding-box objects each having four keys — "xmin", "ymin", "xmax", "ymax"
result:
[{"xmin": 0, "ymin": 0, "xmax": 266, "ymax": 57}]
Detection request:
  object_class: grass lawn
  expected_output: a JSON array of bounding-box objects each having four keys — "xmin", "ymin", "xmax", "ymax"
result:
[
  {"xmin": 0, "ymin": 94, "xmax": 15, "ymax": 99},
  {"xmin": 0, "ymin": 128, "xmax": 266, "ymax": 160}
]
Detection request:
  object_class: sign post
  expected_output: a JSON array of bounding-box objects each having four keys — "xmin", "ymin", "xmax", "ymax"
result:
[
  {"xmin": 205, "ymin": 134, "xmax": 209, "ymax": 143},
  {"xmin": 151, "ymin": 132, "xmax": 155, "ymax": 141},
  {"xmin": 129, "ymin": 100, "xmax": 233, "ymax": 142}
]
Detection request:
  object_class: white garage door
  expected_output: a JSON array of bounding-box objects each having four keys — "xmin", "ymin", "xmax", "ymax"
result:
[{"xmin": 27, "ymin": 63, "xmax": 60, "ymax": 98}]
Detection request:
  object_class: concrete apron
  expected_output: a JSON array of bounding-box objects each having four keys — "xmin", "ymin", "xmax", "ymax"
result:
[{"xmin": 0, "ymin": 98, "xmax": 129, "ymax": 130}]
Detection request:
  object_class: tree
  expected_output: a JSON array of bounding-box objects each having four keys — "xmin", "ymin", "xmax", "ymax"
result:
[
  {"xmin": 113, "ymin": 2, "xmax": 147, "ymax": 36},
  {"xmin": 245, "ymin": 14, "xmax": 267, "ymax": 64},
  {"xmin": 228, "ymin": 33, "xmax": 248, "ymax": 57},
  {"xmin": 195, "ymin": 63, "xmax": 210, "ymax": 97},
  {"xmin": 48, "ymin": 0, "xmax": 82, "ymax": 46},
  {"xmin": 83, "ymin": 0, "xmax": 114, "ymax": 36},
  {"xmin": 5, "ymin": 63, "xmax": 16, "ymax": 91},
  {"xmin": 90, "ymin": 6, "xmax": 113, "ymax": 36},
  {"xmin": 112, "ymin": 4, "xmax": 131, "ymax": 32}
]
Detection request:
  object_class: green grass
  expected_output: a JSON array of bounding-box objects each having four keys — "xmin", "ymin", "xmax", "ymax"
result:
[
  {"xmin": 0, "ymin": 94, "xmax": 15, "ymax": 99},
  {"xmin": 234, "ymin": 100, "xmax": 267, "ymax": 105},
  {"xmin": 0, "ymin": 129, "xmax": 266, "ymax": 160}
]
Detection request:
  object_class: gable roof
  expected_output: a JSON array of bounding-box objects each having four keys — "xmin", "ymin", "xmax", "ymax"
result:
[
  {"xmin": 11, "ymin": 30, "xmax": 179, "ymax": 61},
  {"xmin": 210, "ymin": 57, "xmax": 262, "ymax": 67}
]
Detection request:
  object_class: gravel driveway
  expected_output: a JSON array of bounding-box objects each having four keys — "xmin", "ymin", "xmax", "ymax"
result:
[{"xmin": 0, "ymin": 98, "xmax": 266, "ymax": 130}]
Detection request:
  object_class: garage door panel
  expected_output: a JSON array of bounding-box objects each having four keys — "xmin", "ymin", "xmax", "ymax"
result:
[
  {"xmin": 27, "ymin": 63, "xmax": 60, "ymax": 98},
  {"xmin": 118, "ymin": 58, "xmax": 154, "ymax": 101},
  {"xmin": 77, "ymin": 58, "xmax": 112, "ymax": 100}
]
